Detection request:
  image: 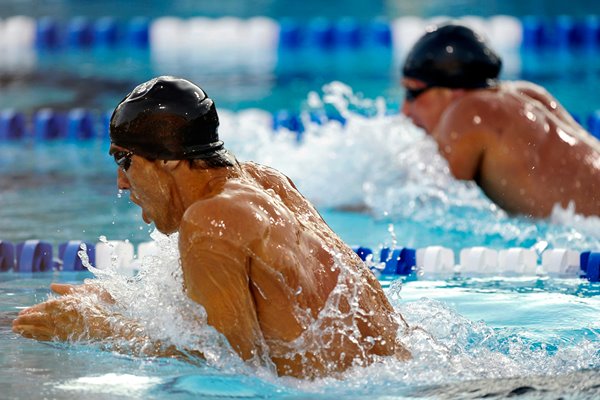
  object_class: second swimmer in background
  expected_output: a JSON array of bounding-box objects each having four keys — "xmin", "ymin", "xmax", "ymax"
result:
[{"xmin": 401, "ymin": 23, "xmax": 600, "ymax": 217}]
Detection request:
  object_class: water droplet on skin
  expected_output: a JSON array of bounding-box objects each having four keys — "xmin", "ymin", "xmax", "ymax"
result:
[{"xmin": 526, "ymin": 111, "xmax": 536, "ymax": 122}]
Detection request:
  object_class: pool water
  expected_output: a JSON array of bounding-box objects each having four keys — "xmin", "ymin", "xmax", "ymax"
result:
[
  {"xmin": 1, "ymin": 0, "xmax": 600, "ymax": 398},
  {"xmin": 2, "ymin": 265, "xmax": 599, "ymax": 399}
]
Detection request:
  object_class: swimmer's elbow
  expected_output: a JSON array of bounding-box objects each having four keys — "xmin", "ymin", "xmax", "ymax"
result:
[
  {"xmin": 450, "ymin": 165, "xmax": 477, "ymax": 181},
  {"xmin": 446, "ymin": 157, "xmax": 479, "ymax": 181},
  {"xmin": 443, "ymin": 145, "xmax": 484, "ymax": 182}
]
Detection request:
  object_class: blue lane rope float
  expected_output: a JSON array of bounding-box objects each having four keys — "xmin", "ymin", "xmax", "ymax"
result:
[
  {"xmin": 356, "ymin": 245, "xmax": 600, "ymax": 281},
  {"xmin": 0, "ymin": 15, "xmax": 596, "ymax": 52},
  {"xmin": 0, "ymin": 241, "xmax": 15, "ymax": 272},
  {"xmin": 0, "ymin": 110, "xmax": 26, "ymax": 140},
  {"xmin": 58, "ymin": 241, "xmax": 96, "ymax": 271},
  {"xmin": 521, "ymin": 15, "xmax": 600, "ymax": 50},
  {"xmin": 0, "ymin": 107, "xmax": 599, "ymax": 142},
  {"xmin": 1, "ymin": 238, "xmax": 598, "ymax": 282},
  {"xmin": 67, "ymin": 16, "xmax": 94, "ymax": 48},
  {"xmin": 94, "ymin": 16, "xmax": 119, "ymax": 47},
  {"xmin": 0, "ymin": 15, "xmax": 600, "ymax": 50},
  {"xmin": 33, "ymin": 16, "xmax": 150, "ymax": 49},
  {"xmin": 14, "ymin": 240, "xmax": 53, "ymax": 273},
  {"xmin": 33, "ymin": 109, "xmax": 68, "ymax": 141},
  {"xmin": 66, "ymin": 109, "xmax": 97, "ymax": 140}
]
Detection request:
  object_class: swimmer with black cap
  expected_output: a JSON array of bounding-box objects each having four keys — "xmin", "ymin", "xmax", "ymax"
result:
[
  {"xmin": 14, "ymin": 76, "xmax": 411, "ymax": 378},
  {"xmin": 401, "ymin": 23, "xmax": 600, "ymax": 217},
  {"xmin": 110, "ymin": 76, "xmax": 226, "ymax": 162}
]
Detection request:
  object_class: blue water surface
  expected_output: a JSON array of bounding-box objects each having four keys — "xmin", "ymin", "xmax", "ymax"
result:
[
  {"xmin": 1, "ymin": 0, "xmax": 600, "ymax": 398},
  {"xmin": 1, "ymin": 272, "xmax": 599, "ymax": 399}
]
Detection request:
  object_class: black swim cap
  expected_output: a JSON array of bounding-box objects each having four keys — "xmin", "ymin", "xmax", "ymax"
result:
[
  {"xmin": 403, "ymin": 23, "xmax": 502, "ymax": 89},
  {"xmin": 110, "ymin": 76, "xmax": 224, "ymax": 160}
]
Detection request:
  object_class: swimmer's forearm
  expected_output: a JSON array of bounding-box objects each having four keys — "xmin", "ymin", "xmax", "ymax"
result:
[
  {"xmin": 65, "ymin": 301, "xmax": 207, "ymax": 360},
  {"xmin": 13, "ymin": 297, "xmax": 203, "ymax": 360}
]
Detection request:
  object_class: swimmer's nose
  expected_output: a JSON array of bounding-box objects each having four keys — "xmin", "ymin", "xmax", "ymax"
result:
[
  {"xmin": 401, "ymin": 101, "xmax": 411, "ymax": 117},
  {"xmin": 117, "ymin": 168, "xmax": 131, "ymax": 190}
]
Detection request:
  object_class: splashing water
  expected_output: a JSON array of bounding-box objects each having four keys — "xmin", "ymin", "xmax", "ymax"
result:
[
  {"xmin": 218, "ymin": 81, "xmax": 600, "ymax": 251},
  {"xmin": 62, "ymin": 230, "xmax": 599, "ymax": 396},
  {"xmin": 73, "ymin": 230, "xmax": 249, "ymax": 374}
]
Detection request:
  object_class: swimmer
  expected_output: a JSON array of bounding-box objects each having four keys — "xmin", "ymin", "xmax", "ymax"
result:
[
  {"xmin": 13, "ymin": 76, "xmax": 410, "ymax": 378},
  {"xmin": 401, "ymin": 23, "xmax": 600, "ymax": 217}
]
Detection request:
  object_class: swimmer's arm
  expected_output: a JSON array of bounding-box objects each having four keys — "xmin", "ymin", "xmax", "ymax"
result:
[
  {"xmin": 179, "ymin": 207, "xmax": 266, "ymax": 363},
  {"xmin": 434, "ymin": 112, "xmax": 487, "ymax": 181},
  {"xmin": 12, "ymin": 284, "xmax": 133, "ymax": 342},
  {"xmin": 12, "ymin": 284, "xmax": 187, "ymax": 358}
]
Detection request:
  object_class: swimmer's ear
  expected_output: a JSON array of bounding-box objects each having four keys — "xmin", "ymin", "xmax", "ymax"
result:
[{"xmin": 160, "ymin": 160, "xmax": 184, "ymax": 171}]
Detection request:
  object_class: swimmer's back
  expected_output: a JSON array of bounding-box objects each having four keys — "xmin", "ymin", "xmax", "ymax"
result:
[{"xmin": 436, "ymin": 82, "xmax": 600, "ymax": 216}]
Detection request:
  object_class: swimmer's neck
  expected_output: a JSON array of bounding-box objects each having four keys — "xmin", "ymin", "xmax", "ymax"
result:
[{"xmin": 173, "ymin": 163, "xmax": 244, "ymax": 207}]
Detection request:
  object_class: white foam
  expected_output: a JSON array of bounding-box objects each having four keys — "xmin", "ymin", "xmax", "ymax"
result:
[{"xmin": 219, "ymin": 82, "xmax": 600, "ymax": 252}]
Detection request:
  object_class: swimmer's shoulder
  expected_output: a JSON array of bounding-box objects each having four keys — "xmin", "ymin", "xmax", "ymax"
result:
[
  {"xmin": 439, "ymin": 88, "xmax": 504, "ymax": 133},
  {"xmin": 180, "ymin": 187, "xmax": 262, "ymax": 241},
  {"xmin": 241, "ymin": 161, "xmax": 299, "ymax": 191}
]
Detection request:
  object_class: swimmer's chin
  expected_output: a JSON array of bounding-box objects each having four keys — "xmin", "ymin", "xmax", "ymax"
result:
[{"xmin": 142, "ymin": 211, "xmax": 152, "ymax": 224}]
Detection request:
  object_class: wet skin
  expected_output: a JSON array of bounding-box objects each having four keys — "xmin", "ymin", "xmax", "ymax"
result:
[
  {"xmin": 402, "ymin": 79, "xmax": 600, "ymax": 217},
  {"xmin": 13, "ymin": 146, "xmax": 410, "ymax": 378}
]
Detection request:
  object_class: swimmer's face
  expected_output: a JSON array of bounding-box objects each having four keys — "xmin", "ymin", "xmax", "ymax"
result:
[
  {"xmin": 109, "ymin": 143, "xmax": 183, "ymax": 234},
  {"xmin": 401, "ymin": 78, "xmax": 452, "ymax": 134}
]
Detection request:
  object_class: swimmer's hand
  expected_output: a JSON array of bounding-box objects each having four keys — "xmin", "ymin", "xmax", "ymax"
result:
[
  {"xmin": 13, "ymin": 283, "xmax": 197, "ymax": 360},
  {"xmin": 12, "ymin": 295, "xmax": 113, "ymax": 342},
  {"xmin": 50, "ymin": 283, "xmax": 114, "ymax": 303},
  {"xmin": 50, "ymin": 282, "xmax": 79, "ymax": 295}
]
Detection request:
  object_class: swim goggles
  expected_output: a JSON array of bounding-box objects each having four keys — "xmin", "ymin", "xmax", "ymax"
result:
[
  {"xmin": 404, "ymin": 87, "xmax": 431, "ymax": 101},
  {"xmin": 113, "ymin": 150, "xmax": 133, "ymax": 172}
]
